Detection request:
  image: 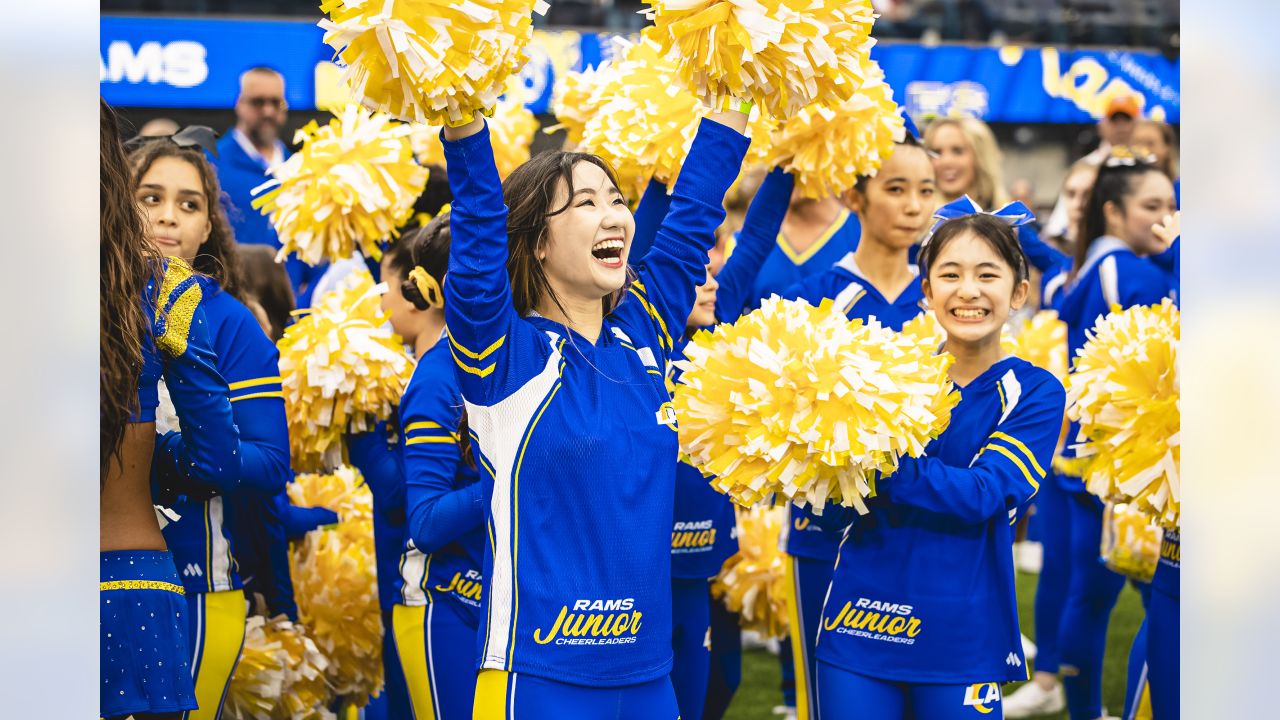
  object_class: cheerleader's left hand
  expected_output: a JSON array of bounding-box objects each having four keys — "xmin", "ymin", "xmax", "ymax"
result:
[{"xmin": 1152, "ymin": 212, "xmax": 1180, "ymax": 248}]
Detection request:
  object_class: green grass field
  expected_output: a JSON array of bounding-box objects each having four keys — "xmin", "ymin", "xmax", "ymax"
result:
[{"xmin": 723, "ymin": 571, "xmax": 1145, "ymax": 719}]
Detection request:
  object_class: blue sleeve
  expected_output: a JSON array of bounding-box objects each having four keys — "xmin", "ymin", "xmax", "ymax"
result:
[
  {"xmin": 347, "ymin": 423, "xmax": 406, "ymax": 519},
  {"xmin": 218, "ymin": 305, "xmax": 290, "ymax": 495},
  {"xmin": 1017, "ymin": 223, "xmax": 1071, "ymax": 276},
  {"xmin": 281, "ymin": 497, "xmax": 339, "ymax": 540},
  {"xmin": 714, "ymin": 168, "xmax": 794, "ymax": 321},
  {"xmin": 401, "ymin": 371, "xmax": 484, "ymax": 554},
  {"xmin": 151, "ymin": 274, "xmax": 241, "ymax": 496},
  {"xmin": 441, "ymin": 123, "xmax": 552, "ymax": 405},
  {"xmin": 1120, "ymin": 251, "xmax": 1179, "ymax": 307},
  {"xmin": 619, "ymin": 119, "xmax": 750, "ymax": 358},
  {"xmin": 882, "ymin": 373, "xmax": 1065, "ymax": 525},
  {"xmin": 629, "ymin": 178, "xmax": 673, "ymax": 261},
  {"xmin": 1149, "ymin": 237, "xmax": 1180, "ymax": 277}
]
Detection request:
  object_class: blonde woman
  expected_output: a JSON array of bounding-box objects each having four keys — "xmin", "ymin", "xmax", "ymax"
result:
[{"xmin": 924, "ymin": 116, "xmax": 1010, "ymax": 209}]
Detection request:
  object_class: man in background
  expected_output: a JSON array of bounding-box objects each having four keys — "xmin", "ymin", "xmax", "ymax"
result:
[{"xmin": 213, "ymin": 66, "xmax": 324, "ymax": 307}]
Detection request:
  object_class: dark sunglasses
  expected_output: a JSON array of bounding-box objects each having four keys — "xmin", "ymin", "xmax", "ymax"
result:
[
  {"xmin": 245, "ymin": 96, "xmax": 286, "ymax": 110},
  {"xmin": 123, "ymin": 125, "xmax": 220, "ymax": 158}
]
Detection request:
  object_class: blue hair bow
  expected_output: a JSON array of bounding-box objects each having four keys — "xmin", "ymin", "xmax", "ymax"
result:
[
  {"xmin": 922, "ymin": 195, "xmax": 1035, "ymax": 246},
  {"xmin": 901, "ymin": 111, "xmax": 922, "ymax": 143}
]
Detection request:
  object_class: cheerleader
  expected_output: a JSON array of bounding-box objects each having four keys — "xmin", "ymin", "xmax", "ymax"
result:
[
  {"xmin": 924, "ymin": 116, "xmax": 1010, "ymax": 209},
  {"xmin": 128, "ymin": 132, "xmax": 292, "ymax": 720},
  {"xmin": 815, "ymin": 205, "xmax": 1066, "ymax": 719},
  {"xmin": 440, "ymin": 105, "xmax": 748, "ymax": 716},
  {"xmin": 632, "ymin": 167, "xmax": 797, "ymax": 720},
  {"xmin": 364, "ymin": 214, "xmax": 488, "ymax": 720},
  {"xmin": 100, "ymin": 100, "xmax": 240, "ymax": 720},
  {"xmin": 777, "ymin": 129, "xmax": 937, "ymax": 719},
  {"xmin": 1052, "ymin": 151, "xmax": 1178, "ymax": 720}
]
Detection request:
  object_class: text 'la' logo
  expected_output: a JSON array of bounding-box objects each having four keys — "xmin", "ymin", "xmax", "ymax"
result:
[{"xmin": 963, "ymin": 683, "xmax": 1000, "ymax": 714}]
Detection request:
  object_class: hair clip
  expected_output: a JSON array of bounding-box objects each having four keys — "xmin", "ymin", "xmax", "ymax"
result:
[{"xmin": 124, "ymin": 125, "xmax": 221, "ymax": 158}]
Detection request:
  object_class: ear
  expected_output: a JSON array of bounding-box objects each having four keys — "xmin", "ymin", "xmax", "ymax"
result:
[
  {"xmin": 921, "ymin": 277, "xmax": 933, "ymax": 305},
  {"xmin": 1102, "ymin": 199, "xmax": 1125, "ymax": 233},
  {"xmin": 1010, "ymin": 278, "xmax": 1030, "ymax": 312},
  {"xmin": 201, "ymin": 219, "xmax": 213, "ymax": 244},
  {"xmin": 842, "ymin": 187, "xmax": 865, "ymax": 215}
]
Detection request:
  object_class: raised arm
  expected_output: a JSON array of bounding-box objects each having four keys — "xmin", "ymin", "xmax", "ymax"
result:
[
  {"xmin": 401, "ymin": 375, "xmax": 484, "ymax": 554},
  {"xmin": 882, "ymin": 373, "xmax": 1065, "ymax": 525},
  {"xmin": 624, "ymin": 112, "xmax": 750, "ymax": 355},
  {"xmin": 629, "ymin": 178, "xmax": 674, "ymax": 261},
  {"xmin": 440, "ymin": 119, "xmax": 544, "ymax": 403},
  {"xmin": 714, "ymin": 167, "xmax": 795, "ymax": 321},
  {"xmin": 1017, "ymin": 223, "xmax": 1071, "ymax": 277},
  {"xmin": 150, "ymin": 262, "xmax": 242, "ymax": 496}
]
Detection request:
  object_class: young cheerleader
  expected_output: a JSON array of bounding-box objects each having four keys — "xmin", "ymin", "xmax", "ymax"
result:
[
  {"xmin": 361, "ymin": 214, "xmax": 488, "ymax": 720},
  {"xmin": 441, "ymin": 104, "xmax": 749, "ymax": 716},
  {"xmin": 815, "ymin": 206, "xmax": 1066, "ymax": 719},
  {"xmin": 1051, "ymin": 153, "xmax": 1178, "ymax": 720},
  {"xmin": 100, "ymin": 100, "xmax": 241, "ymax": 720},
  {"xmin": 778, "ymin": 131, "xmax": 937, "ymax": 720},
  {"xmin": 128, "ymin": 134, "xmax": 292, "ymax": 720}
]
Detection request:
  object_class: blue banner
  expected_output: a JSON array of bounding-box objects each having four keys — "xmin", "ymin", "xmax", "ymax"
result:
[{"xmin": 101, "ymin": 16, "xmax": 1179, "ymax": 124}]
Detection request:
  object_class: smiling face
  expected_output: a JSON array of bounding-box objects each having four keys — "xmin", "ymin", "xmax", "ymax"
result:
[
  {"xmin": 135, "ymin": 155, "xmax": 212, "ymax": 262},
  {"xmin": 928, "ymin": 123, "xmax": 976, "ymax": 200},
  {"xmin": 923, "ymin": 230, "xmax": 1029, "ymax": 349},
  {"xmin": 845, "ymin": 144, "xmax": 937, "ymax": 251},
  {"xmin": 541, "ymin": 160, "xmax": 636, "ymax": 307},
  {"xmin": 1105, "ymin": 171, "xmax": 1177, "ymax": 255},
  {"xmin": 686, "ymin": 266, "xmax": 719, "ymax": 330}
]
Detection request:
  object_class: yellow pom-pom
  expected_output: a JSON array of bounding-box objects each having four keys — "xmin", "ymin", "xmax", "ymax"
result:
[
  {"xmin": 1002, "ymin": 310, "xmax": 1069, "ymax": 379},
  {"xmin": 673, "ymin": 297, "xmax": 960, "ymax": 513},
  {"xmin": 225, "ymin": 615, "xmax": 335, "ymax": 720},
  {"xmin": 549, "ymin": 63, "xmax": 610, "ymax": 148},
  {"xmin": 1066, "ymin": 299, "xmax": 1180, "ymax": 529},
  {"xmin": 318, "ymin": 0, "xmax": 543, "ymax": 125},
  {"xmin": 645, "ymin": 0, "xmax": 879, "ymax": 117},
  {"xmin": 711, "ymin": 505, "xmax": 789, "ymax": 639},
  {"xmin": 409, "ymin": 98, "xmax": 538, "ymax": 179},
  {"xmin": 288, "ymin": 466, "xmax": 384, "ymax": 705},
  {"xmin": 765, "ymin": 62, "xmax": 905, "ymax": 198},
  {"xmin": 277, "ymin": 270, "xmax": 414, "ymax": 472},
  {"xmin": 1100, "ymin": 502, "xmax": 1162, "ymax": 582},
  {"xmin": 253, "ymin": 105, "xmax": 428, "ymax": 266},
  {"xmin": 577, "ymin": 32, "xmax": 706, "ymax": 199}
]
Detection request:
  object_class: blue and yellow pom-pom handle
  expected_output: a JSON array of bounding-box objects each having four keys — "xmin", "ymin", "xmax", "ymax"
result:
[{"xmin": 153, "ymin": 257, "xmax": 203, "ymax": 358}]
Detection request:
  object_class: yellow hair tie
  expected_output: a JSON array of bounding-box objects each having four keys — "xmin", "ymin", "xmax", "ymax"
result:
[{"xmin": 409, "ymin": 266, "xmax": 444, "ymax": 308}]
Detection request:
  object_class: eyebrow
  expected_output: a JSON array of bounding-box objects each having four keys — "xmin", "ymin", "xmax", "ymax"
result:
[
  {"xmin": 935, "ymin": 260, "xmax": 1003, "ymax": 269},
  {"xmin": 572, "ymin": 185, "xmax": 622, "ymax": 198},
  {"xmin": 138, "ymin": 183, "xmax": 204, "ymax": 198}
]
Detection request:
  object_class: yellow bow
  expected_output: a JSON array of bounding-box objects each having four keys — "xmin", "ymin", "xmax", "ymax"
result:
[{"xmin": 409, "ymin": 266, "xmax": 444, "ymax": 308}]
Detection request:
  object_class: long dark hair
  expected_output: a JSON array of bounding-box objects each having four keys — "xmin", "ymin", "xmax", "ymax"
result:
[
  {"xmin": 389, "ymin": 213, "xmax": 451, "ymax": 311},
  {"xmin": 101, "ymin": 99, "xmax": 161, "ymax": 476},
  {"xmin": 500, "ymin": 151, "xmax": 634, "ymax": 318},
  {"xmin": 236, "ymin": 243, "xmax": 295, "ymax": 342},
  {"xmin": 127, "ymin": 140, "xmax": 245, "ymax": 301},
  {"xmin": 1074, "ymin": 153, "xmax": 1163, "ymax": 272}
]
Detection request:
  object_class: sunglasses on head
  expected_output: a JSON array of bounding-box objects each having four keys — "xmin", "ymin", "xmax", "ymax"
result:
[{"xmin": 123, "ymin": 125, "xmax": 220, "ymax": 158}]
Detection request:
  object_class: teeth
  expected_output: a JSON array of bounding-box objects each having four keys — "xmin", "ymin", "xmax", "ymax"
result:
[
  {"xmin": 592, "ymin": 239, "xmax": 624, "ymax": 252},
  {"xmin": 954, "ymin": 308, "xmax": 987, "ymax": 318}
]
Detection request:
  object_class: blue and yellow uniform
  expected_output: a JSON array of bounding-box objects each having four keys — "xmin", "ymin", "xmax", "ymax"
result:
[
  {"xmin": 391, "ymin": 331, "xmax": 487, "ymax": 719},
  {"xmin": 777, "ymin": 255, "xmax": 926, "ymax": 718},
  {"xmin": 442, "ymin": 118, "xmax": 747, "ymax": 717},
  {"xmin": 159, "ymin": 276, "xmax": 289, "ymax": 720},
  {"xmin": 736, "ymin": 207, "xmax": 860, "ymax": 316},
  {"xmin": 816, "ymin": 357, "xmax": 1065, "ymax": 718},
  {"xmin": 104, "ymin": 259, "xmax": 240, "ymax": 720},
  {"xmin": 1053, "ymin": 236, "xmax": 1178, "ymax": 720}
]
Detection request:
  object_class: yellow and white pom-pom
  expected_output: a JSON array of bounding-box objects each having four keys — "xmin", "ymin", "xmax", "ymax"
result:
[
  {"xmin": 1003, "ymin": 310, "xmax": 1069, "ymax": 379},
  {"xmin": 319, "ymin": 0, "xmax": 545, "ymax": 124},
  {"xmin": 1066, "ymin": 299, "xmax": 1180, "ymax": 529},
  {"xmin": 645, "ymin": 0, "xmax": 878, "ymax": 117},
  {"xmin": 288, "ymin": 466, "xmax": 384, "ymax": 705},
  {"xmin": 900, "ymin": 311, "xmax": 944, "ymax": 350},
  {"xmin": 765, "ymin": 62, "xmax": 905, "ymax": 198},
  {"xmin": 549, "ymin": 63, "xmax": 610, "ymax": 148},
  {"xmin": 577, "ymin": 32, "xmax": 706, "ymax": 199},
  {"xmin": 253, "ymin": 104, "xmax": 427, "ymax": 266},
  {"xmin": 673, "ymin": 297, "xmax": 960, "ymax": 512},
  {"xmin": 409, "ymin": 98, "xmax": 538, "ymax": 178},
  {"xmin": 225, "ymin": 615, "xmax": 335, "ymax": 720},
  {"xmin": 277, "ymin": 270, "xmax": 414, "ymax": 472},
  {"xmin": 711, "ymin": 505, "xmax": 789, "ymax": 639}
]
